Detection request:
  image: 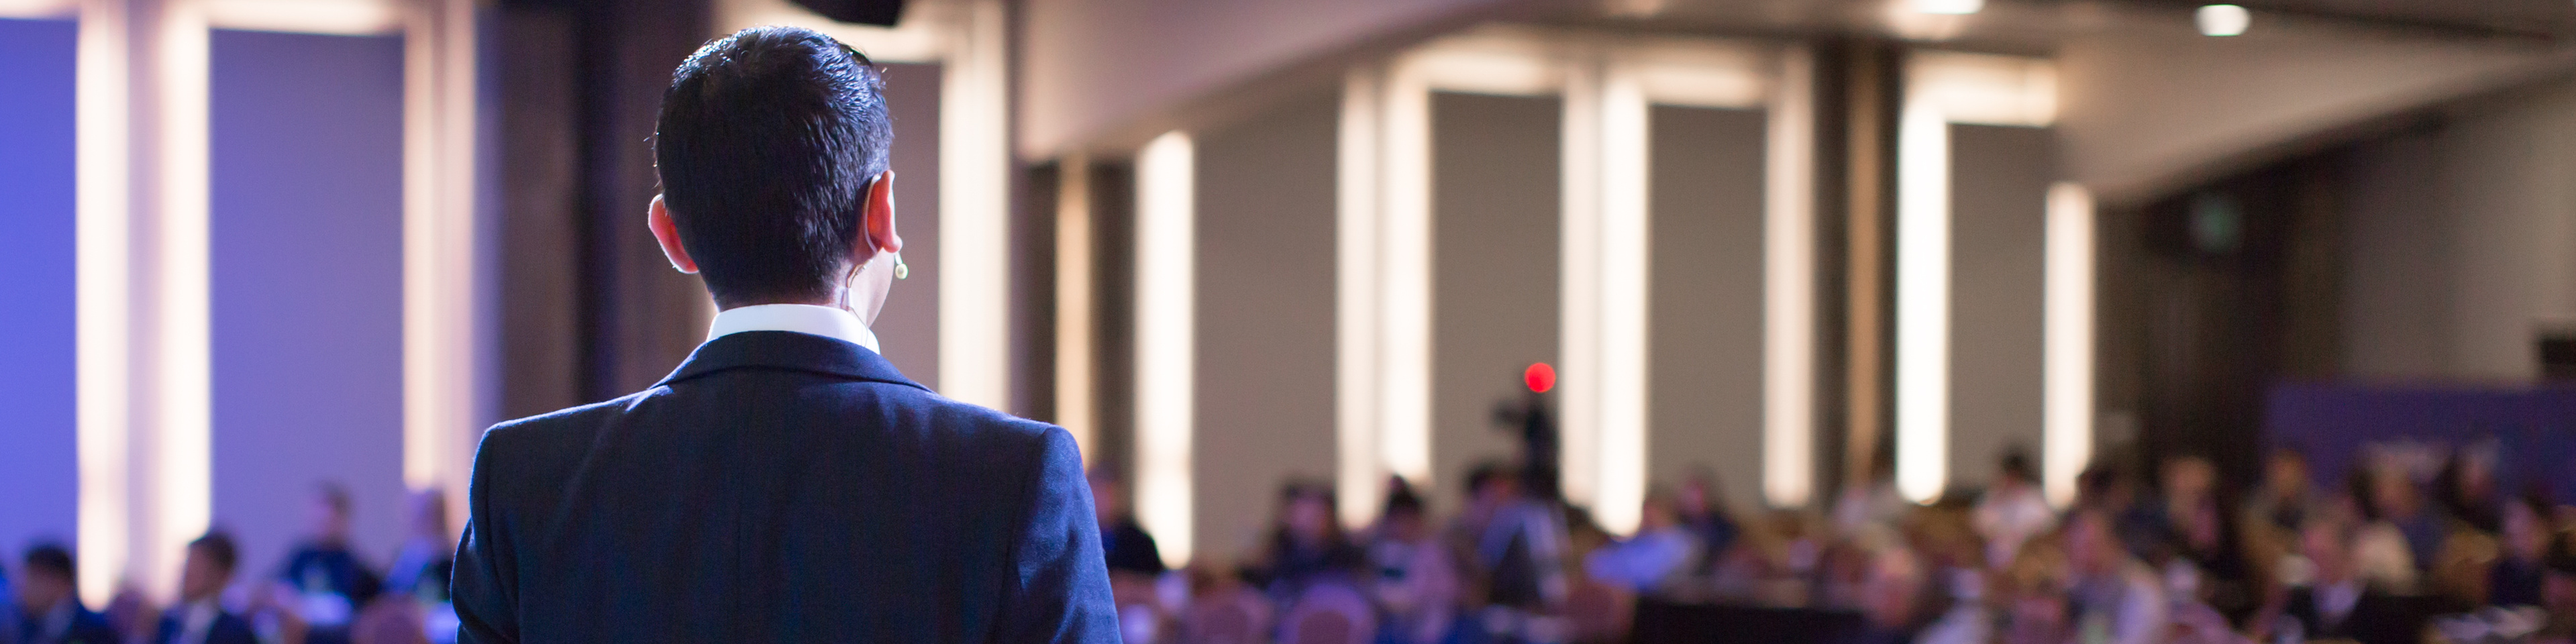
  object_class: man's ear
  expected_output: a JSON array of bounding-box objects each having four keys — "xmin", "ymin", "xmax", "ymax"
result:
[
  {"xmin": 649, "ymin": 194, "xmax": 700, "ymax": 274},
  {"xmin": 861, "ymin": 170, "xmax": 902, "ymax": 256}
]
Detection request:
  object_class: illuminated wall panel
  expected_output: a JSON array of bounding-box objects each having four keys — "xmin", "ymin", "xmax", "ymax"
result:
[
  {"xmin": 209, "ymin": 28, "xmax": 407, "ymax": 584},
  {"xmin": 0, "ymin": 16, "xmax": 82, "ymax": 559}
]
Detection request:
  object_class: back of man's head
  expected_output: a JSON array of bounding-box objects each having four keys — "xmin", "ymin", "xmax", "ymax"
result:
[
  {"xmin": 23, "ymin": 543, "xmax": 74, "ymax": 585},
  {"xmin": 657, "ymin": 26, "xmax": 892, "ymax": 309}
]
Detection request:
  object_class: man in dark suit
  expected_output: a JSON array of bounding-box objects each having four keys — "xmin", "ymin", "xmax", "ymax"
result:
[
  {"xmin": 275, "ymin": 482, "xmax": 381, "ymax": 644},
  {"xmin": 450, "ymin": 25, "xmax": 1118, "ymax": 643},
  {"xmin": 2271, "ymin": 518, "xmax": 2420, "ymax": 644},
  {"xmin": 16, "ymin": 544, "xmax": 118, "ymax": 644},
  {"xmin": 154, "ymin": 532, "xmax": 256, "ymax": 644}
]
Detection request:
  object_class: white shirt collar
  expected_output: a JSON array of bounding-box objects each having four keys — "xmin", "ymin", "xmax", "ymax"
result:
[{"xmin": 707, "ymin": 304, "xmax": 882, "ymax": 354}]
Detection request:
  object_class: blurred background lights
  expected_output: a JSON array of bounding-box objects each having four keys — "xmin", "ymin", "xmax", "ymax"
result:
[{"xmin": 2198, "ymin": 4, "xmax": 2251, "ymax": 36}]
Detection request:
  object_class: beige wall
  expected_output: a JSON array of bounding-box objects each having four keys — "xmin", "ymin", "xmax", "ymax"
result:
[
  {"xmin": 1192, "ymin": 91, "xmax": 1343, "ymax": 564},
  {"xmin": 1645, "ymin": 105, "xmax": 1768, "ymax": 512},
  {"xmin": 1947, "ymin": 123, "xmax": 2052, "ymax": 489},
  {"xmin": 2341, "ymin": 78, "xmax": 2576, "ymax": 382},
  {"xmin": 1430, "ymin": 91, "xmax": 1563, "ymax": 514}
]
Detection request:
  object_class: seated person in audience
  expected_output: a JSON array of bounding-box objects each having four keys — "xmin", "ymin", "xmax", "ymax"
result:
[
  {"xmin": 2261, "ymin": 517, "xmax": 2416, "ymax": 644},
  {"xmin": 1366, "ymin": 479, "xmax": 1460, "ymax": 644},
  {"xmin": 1849, "ymin": 546, "xmax": 1939, "ymax": 644},
  {"xmin": 2065, "ymin": 508, "xmax": 2169, "ymax": 644},
  {"xmin": 1242, "ymin": 479, "xmax": 1365, "ymax": 605},
  {"xmin": 384, "ymin": 489, "xmax": 454, "ymax": 605},
  {"xmin": 2345, "ymin": 472, "xmax": 2423, "ymax": 593},
  {"xmin": 2120, "ymin": 453, "xmax": 2216, "ymax": 565},
  {"xmin": 2361, "ymin": 465, "xmax": 2442, "ymax": 583},
  {"xmin": 1582, "ymin": 487, "xmax": 1698, "ymax": 594},
  {"xmin": 275, "ymin": 482, "xmax": 382, "ymax": 644},
  {"xmin": 1975, "ymin": 448, "xmax": 2055, "ymax": 572},
  {"xmin": 2536, "ymin": 549, "xmax": 2576, "ymax": 644},
  {"xmin": 1444, "ymin": 462, "xmax": 1520, "ymax": 601},
  {"xmin": 1998, "ymin": 536, "xmax": 2073, "ymax": 644},
  {"xmin": 2434, "ymin": 448, "xmax": 2502, "ymax": 535},
  {"xmin": 1089, "ymin": 470, "xmax": 1167, "ymax": 578},
  {"xmin": 1833, "ymin": 453, "xmax": 1910, "ymax": 550},
  {"xmin": 2245, "ymin": 447, "xmax": 2322, "ymax": 537},
  {"xmin": 2487, "ymin": 494, "xmax": 2553, "ymax": 607},
  {"xmin": 155, "ymin": 532, "xmax": 256, "ymax": 644},
  {"xmin": 17, "ymin": 543, "xmax": 118, "ymax": 644},
  {"xmin": 1675, "ymin": 468, "xmax": 1740, "ymax": 568}
]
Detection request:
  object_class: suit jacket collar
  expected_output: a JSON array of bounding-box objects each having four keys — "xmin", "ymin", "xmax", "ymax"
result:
[{"xmin": 655, "ymin": 331, "xmax": 929, "ymax": 392}]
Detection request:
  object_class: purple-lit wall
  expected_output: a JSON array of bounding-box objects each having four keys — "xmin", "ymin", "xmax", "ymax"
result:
[
  {"xmin": 0, "ymin": 17, "xmax": 81, "ymax": 560},
  {"xmin": 209, "ymin": 30, "xmax": 408, "ymax": 582}
]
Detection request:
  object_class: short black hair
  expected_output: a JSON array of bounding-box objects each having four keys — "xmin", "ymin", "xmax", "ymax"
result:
[
  {"xmin": 24, "ymin": 543, "xmax": 74, "ymax": 582},
  {"xmin": 657, "ymin": 26, "xmax": 893, "ymax": 308},
  {"xmin": 189, "ymin": 531, "xmax": 240, "ymax": 576},
  {"xmin": 1382, "ymin": 477, "xmax": 1425, "ymax": 518}
]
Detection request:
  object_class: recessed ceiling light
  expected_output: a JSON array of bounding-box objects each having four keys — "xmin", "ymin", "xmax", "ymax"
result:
[
  {"xmin": 1912, "ymin": 0, "xmax": 1983, "ymax": 15},
  {"xmin": 2197, "ymin": 4, "xmax": 2251, "ymax": 36}
]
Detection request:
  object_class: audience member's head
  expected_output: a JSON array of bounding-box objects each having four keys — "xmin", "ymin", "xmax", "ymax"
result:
[
  {"xmin": 180, "ymin": 531, "xmax": 240, "ymax": 603},
  {"xmin": 19, "ymin": 543, "xmax": 77, "ymax": 614},
  {"xmin": 1380, "ymin": 478, "xmax": 1428, "ymax": 541},
  {"xmin": 1678, "ymin": 466, "xmax": 1724, "ymax": 517},
  {"xmin": 1858, "ymin": 547, "xmax": 1928, "ymax": 630},
  {"xmin": 2065, "ymin": 509, "xmax": 2125, "ymax": 578},
  {"xmin": 2160, "ymin": 453, "xmax": 2217, "ymax": 506},
  {"xmin": 312, "ymin": 480, "xmax": 354, "ymax": 545},
  {"xmin": 1465, "ymin": 462, "xmax": 1520, "ymax": 511},
  {"xmin": 1638, "ymin": 486, "xmax": 1680, "ymax": 533},
  {"xmin": 2076, "ymin": 463, "xmax": 2130, "ymax": 512},
  {"xmin": 2504, "ymin": 493, "xmax": 2553, "ymax": 563},
  {"xmin": 1997, "ymin": 448, "xmax": 2036, "ymax": 491},
  {"xmin": 1088, "ymin": 469, "xmax": 1127, "ymax": 525},
  {"xmin": 2300, "ymin": 517, "xmax": 2359, "ymax": 586},
  {"xmin": 408, "ymin": 488, "xmax": 450, "ymax": 541},
  {"xmin": 1275, "ymin": 480, "xmax": 1341, "ymax": 547},
  {"xmin": 652, "ymin": 26, "xmax": 899, "ymax": 312},
  {"xmin": 2360, "ymin": 465, "xmax": 2420, "ymax": 521},
  {"xmin": 2265, "ymin": 446, "xmax": 2310, "ymax": 495}
]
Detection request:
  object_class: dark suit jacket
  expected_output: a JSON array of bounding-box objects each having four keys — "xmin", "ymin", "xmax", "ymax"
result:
[
  {"xmin": 452, "ymin": 331, "xmax": 1119, "ymax": 643},
  {"xmin": 22, "ymin": 602, "xmax": 118, "ymax": 644},
  {"xmin": 150, "ymin": 608, "xmax": 258, "ymax": 644}
]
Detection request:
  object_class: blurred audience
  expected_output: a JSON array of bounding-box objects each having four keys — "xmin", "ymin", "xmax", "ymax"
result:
[
  {"xmin": 1362, "ymin": 478, "xmax": 1459, "ymax": 644},
  {"xmin": 17, "ymin": 543, "xmax": 117, "ymax": 644},
  {"xmin": 154, "ymin": 532, "xmax": 256, "ymax": 644},
  {"xmin": 276, "ymin": 482, "xmax": 383, "ymax": 644},
  {"xmin": 1091, "ymin": 470, "xmax": 1170, "ymax": 578},
  {"xmin": 19, "ymin": 435, "xmax": 2576, "ymax": 644},
  {"xmin": 1973, "ymin": 449, "xmax": 2054, "ymax": 572},
  {"xmin": 1582, "ymin": 488, "xmax": 1697, "ymax": 594}
]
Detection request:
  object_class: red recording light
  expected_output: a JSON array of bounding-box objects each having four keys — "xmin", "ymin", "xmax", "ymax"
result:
[{"xmin": 1524, "ymin": 363, "xmax": 1555, "ymax": 393}]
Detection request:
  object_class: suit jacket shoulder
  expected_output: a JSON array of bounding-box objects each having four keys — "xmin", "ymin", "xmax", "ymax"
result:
[{"xmin": 454, "ymin": 331, "xmax": 1116, "ymax": 644}]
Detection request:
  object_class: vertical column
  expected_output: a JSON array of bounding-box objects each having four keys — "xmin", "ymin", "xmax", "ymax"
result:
[
  {"xmin": 77, "ymin": 0, "xmax": 210, "ymax": 605},
  {"xmin": 1560, "ymin": 50, "xmax": 1651, "ymax": 534},
  {"xmin": 1334, "ymin": 68, "xmax": 1383, "ymax": 528},
  {"xmin": 938, "ymin": 0, "xmax": 1009, "ymax": 408},
  {"xmin": 2043, "ymin": 182, "xmax": 2094, "ymax": 506},
  {"xmin": 1335, "ymin": 62, "xmax": 1433, "ymax": 527},
  {"xmin": 403, "ymin": 0, "xmax": 480, "ymax": 532},
  {"xmin": 1893, "ymin": 93, "xmax": 1950, "ymax": 504},
  {"xmin": 1055, "ymin": 155, "xmax": 1098, "ymax": 464},
  {"xmin": 1761, "ymin": 46, "xmax": 1818, "ymax": 508},
  {"xmin": 1133, "ymin": 131, "xmax": 1195, "ymax": 569}
]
